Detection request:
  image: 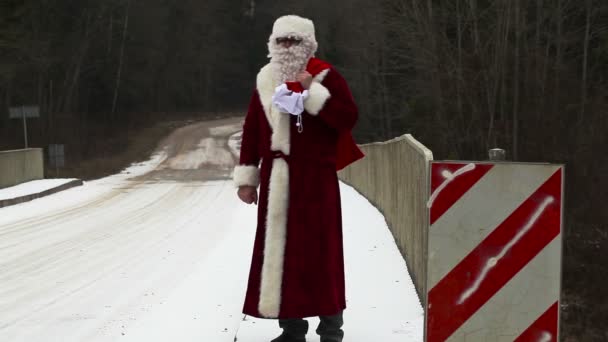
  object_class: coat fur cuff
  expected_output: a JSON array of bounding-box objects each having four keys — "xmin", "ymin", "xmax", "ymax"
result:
[
  {"xmin": 304, "ymin": 82, "xmax": 331, "ymax": 116},
  {"xmin": 233, "ymin": 165, "xmax": 260, "ymax": 187}
]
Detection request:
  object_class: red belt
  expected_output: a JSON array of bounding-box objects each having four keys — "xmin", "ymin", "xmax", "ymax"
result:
[{"xmin": 267, "ymin": 150, "xmax": 290, "ymax": 163}]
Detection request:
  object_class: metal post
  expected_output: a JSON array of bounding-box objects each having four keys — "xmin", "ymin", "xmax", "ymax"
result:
[
  {"xmin": 489, "ymin": 148, "xmax": 506, "ymax": 161},
  {"xmin": 21, "ymin": 106, "xmax": 28, "ymax": 149}
]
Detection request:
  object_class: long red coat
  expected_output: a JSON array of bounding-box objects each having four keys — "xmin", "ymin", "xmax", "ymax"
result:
[{"xmin": 233, "ymin": 57, "xmax": 362, "ymax": 319}]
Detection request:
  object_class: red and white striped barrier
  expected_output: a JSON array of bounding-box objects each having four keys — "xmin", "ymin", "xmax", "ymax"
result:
[{"xmin": 425, "ymin": 162, "xmax": 563, "ymax": 341}]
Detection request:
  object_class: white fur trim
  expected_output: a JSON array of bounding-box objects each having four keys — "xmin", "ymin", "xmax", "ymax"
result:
[
  {"xmin": 256, "ymin": 63, "xmax": 292, "ymax": 317},
  {"xmin": 233, "ymin": 165, "xmax": 260, "ymax": 187},
  {"xmin": 272, "ymin": 107, "xmax": 291, "ymax": 154},
  {"xmin": 314, "ymin": 68, "xmax": 330, "ymax": 83},
  {"xmin": 271, "ymin": 15, "xmax": 315, "ymax": 41},
  {"xmin": 304, "ymin": 81, "xmax": 331, "ymax": 116},
  {"xmin": 268, "ymin": 15, "xmax": 318, "ymax": 58},
  {"xmin": 257, "ymin": 64, "xmax": 277, "ymax": 129},
  {"xmin": 257, "ymin": 64, "xmax": 290, "ymax": 155},
  {"xmin": 258, "ymin": 158, "xmax": 289, "ymax": 318}
]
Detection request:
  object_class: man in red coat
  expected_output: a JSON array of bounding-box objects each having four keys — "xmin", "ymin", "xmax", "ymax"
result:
[{"xmin": 233, "ymin": 14, "xmax": 362, "ymax": 342}]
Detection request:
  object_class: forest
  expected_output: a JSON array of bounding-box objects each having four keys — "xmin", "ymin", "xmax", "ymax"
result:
[{"xmin": 1, "ymin": 1, "xmax": 607, "ymax": 339}]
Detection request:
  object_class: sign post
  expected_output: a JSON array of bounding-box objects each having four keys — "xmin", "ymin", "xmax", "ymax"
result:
[
  {"xmin": 9, "ymin": 105, "xmax": 40, "ymax": 149},
  {"xmin": 48, "ymin": 144, "xmax": 65, "ymax": 176}
]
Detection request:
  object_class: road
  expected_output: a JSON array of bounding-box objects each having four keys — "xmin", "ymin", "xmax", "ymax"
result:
[
  {"xmin": 0, "ymin": 117, "xmax": 423, "ymax": 342},
  {"xmin": 0, "ymin": 118, "xmax": 255, "ymax": 341}
]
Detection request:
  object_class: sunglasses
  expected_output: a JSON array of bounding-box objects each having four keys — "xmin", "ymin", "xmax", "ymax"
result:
[{"xmin": 276, "ymin": 37, "xmax": 302, "ymax": 44}]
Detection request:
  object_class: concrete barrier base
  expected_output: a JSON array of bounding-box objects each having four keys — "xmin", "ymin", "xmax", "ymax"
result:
[{"xmin": 0, "ymin": 179, "xmax": 84, "ymax": 208}]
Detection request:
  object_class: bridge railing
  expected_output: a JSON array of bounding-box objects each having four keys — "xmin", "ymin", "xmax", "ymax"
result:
[
  {"xmin": 338, "ymin": 134, "xmax": 433, "ymax": 305},
  {"xmin": 0, "ymin": 148, "xmax": 44, "ymax": 189}
]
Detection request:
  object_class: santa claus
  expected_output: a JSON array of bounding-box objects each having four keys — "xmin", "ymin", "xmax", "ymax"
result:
[{"xmin": 233, "ymin": 14, "xmax": 363, "ymax": 342}]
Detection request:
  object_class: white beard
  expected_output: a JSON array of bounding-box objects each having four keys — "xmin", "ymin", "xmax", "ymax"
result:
[{"xmin": 268, "ymin": 37, "xmax": 316, "ymax": 84}]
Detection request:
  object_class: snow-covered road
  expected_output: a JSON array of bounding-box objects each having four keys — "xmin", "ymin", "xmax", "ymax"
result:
[{"xmin": 0, "ymin": 118, "xmax": 423, "ymax": 342}]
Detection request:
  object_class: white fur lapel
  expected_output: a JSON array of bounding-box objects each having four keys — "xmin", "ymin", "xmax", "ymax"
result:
[
  {"xmin": 256, "ymin": 64, "xmax": 278, "ymax": 133},
  {"xmin": 257, "ymin": 64, "xmax": 290, "ymax": 155}
]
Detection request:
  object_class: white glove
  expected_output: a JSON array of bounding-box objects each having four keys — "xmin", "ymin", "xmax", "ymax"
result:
[{"xmin": 272, "ymin": 84, "xmax": 310, "ymax": 115}]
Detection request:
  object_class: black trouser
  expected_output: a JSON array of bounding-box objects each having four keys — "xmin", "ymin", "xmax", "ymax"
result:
[{"xmin": 278, "ymin": 310, "xmax": 344, "ymax": 342}]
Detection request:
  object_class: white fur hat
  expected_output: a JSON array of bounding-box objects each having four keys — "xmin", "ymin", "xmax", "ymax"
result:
[{"xmin": 270, "ymin": 15, "xmax": 316, "ymax": 43}]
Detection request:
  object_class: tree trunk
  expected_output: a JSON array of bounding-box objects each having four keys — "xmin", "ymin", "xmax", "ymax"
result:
[
  {"xmin": 486, "ymin": 0, "xmax": 510, "ymax": 151},
  {"xmin": 425, "ymin": 0, "xmax": 446, "ymax": 145},
  {"xmin": 377, "ymin": 19, "xmax": 391, "ymax": 139},
  {"xmin": 469, "ymin": 0, "xmax": 481, "ymax": 54},
  {"xmin": 63, "ymin": 10, "xmax": 92, "ymax": 115},
  {"xmin": 108, "ymin": 13, "xmax": 113, "ymax": 55},
  {"xmin": 535, "ymin": 0, "xmax": 542, "ymax": 101},
  {"xmin": 111, "ymin": 0, "xmax": 131, "ymax": 117},
  {"xmin": 38, "ymin": 71, "xmax": 46, "ymax": 141},
  {"xmin": 49, "ymin": 79, "xmax": 54, "ymax": 143},
  {"xmin": 552, "ymin": 0, "xmax": 563, "ymax": 124},
  {"xmin": 580, "ymin": 0, "xmax": 592, "ymax": 123},
  {"xmin": 456, "ymin": 0, "xmax": 463, "ymax": 120},
  {"xmin": 513, "ymin": 0, "xmax": 520, "ymax": 160}
]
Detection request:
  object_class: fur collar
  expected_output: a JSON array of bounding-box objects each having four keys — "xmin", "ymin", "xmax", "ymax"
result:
[{"xmin": 256, "ymin": 58, "xmax": 331, "ymax": 155}]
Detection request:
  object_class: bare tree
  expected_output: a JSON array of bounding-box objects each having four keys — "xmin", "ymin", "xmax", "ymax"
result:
[
  {"xmin": 579, "ymin": 0, "xmax": 592, "ymax": 123},
  {"xmin": 111, "ymin": 0, "xmax": 131, "ymax": 116},
  {"xmin": 512, "ymin": 0, "xmax": 521, "ymax": 160}
]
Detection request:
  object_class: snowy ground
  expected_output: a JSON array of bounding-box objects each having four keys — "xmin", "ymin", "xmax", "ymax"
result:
[{"xmin": 0, "ymin": 118, "xmax": 423, "ymax": 342}]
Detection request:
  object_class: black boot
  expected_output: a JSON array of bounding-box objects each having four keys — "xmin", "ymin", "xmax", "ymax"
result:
[
  {"xmin": 316, "ymin": 311, "xmax": 344, "ymax": 342},
  {"xmin": 270, "ymin": 318, "xmax": 308, "ymax": 342}
]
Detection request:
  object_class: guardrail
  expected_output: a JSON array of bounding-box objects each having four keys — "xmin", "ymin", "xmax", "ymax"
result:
[{"xmin": 338, "ymin": 134, "xmax": 433, "ymax": 305}]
